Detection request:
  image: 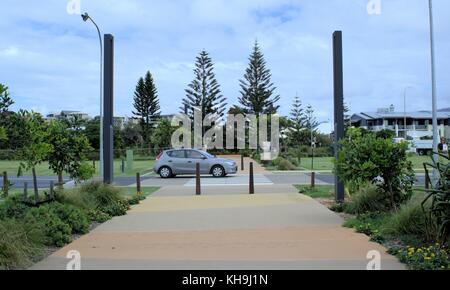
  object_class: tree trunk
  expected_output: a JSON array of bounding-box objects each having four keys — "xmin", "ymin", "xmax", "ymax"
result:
[
  {"xmin": 32, "ymin": 167, "xmax": 38, "ymax": 203},
  {"xmin": 387, "ymin": 178, "xmax": 397, "ymax": 211},
  {"xmin": 58, "ymin": 171, "xmax": 64, "ymax": 189}
]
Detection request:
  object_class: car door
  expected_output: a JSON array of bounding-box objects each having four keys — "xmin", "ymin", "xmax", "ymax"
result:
[
  {"xmin": 166, "ymin": 150, "xmax": 187, "ymax": 174},
  {"xmin": 185, "ymin": 150, "xmax": 209, "ymax": 174}
]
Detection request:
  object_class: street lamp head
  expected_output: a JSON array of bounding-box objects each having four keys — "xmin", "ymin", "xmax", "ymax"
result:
[{"xmin": 81, "ymin": 13, "xmax": 90, "ymax": 22}]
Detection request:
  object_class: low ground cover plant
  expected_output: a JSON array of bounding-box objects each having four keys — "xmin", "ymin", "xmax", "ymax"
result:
[{"xmin": 0, "ymin": 181, "xmax": 143, "ymax": 269}]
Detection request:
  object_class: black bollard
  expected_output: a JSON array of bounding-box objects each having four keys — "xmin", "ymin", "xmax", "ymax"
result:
[
  {"xmin": 249, "ymin": 162, "xmax": 255, "ymax": 194},
  {"xmin": 241, "ymin": 155, "xmax": 245, "ymax": 171},
  {"xmin": 196, "ymin": 163, "xmax": 201, "ymax": 196},
  {"xmin": 311, "ymin": 172, "xmax": 316, "ymax": 189}
]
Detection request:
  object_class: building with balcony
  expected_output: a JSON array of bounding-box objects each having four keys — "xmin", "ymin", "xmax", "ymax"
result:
[
  {"xmin": 351, "ymin": 106, "xmax": 450, "ymax": 140},
  {"xmin": 46, "ymin": 110, "xmax": 91, "ymax": 121}
]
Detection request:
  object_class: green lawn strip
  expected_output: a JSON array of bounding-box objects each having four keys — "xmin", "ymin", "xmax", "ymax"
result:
[
  {"xmin": 266, "ymin": 156, "xmax": 442, "ymax": 172},
  {"xmin": 294, "ymin": 184, "xmax": 334, "ymax": 199},
  {"xmin": 0, "ymin": 160, "xmax": 155, "ymax": 178},
  {"xmin": 117, "ymin": 186, "xmax": 160, "ymax": 197}
]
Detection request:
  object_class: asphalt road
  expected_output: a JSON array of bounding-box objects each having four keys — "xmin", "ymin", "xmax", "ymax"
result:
[{"xmin": 1, "ymin": 172, "xmax": 426, "ymax": 189}]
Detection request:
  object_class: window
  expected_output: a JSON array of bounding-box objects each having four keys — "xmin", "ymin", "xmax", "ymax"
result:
[
  {"xmin": 186, "ymin": 150, "xmax": 205, "ymax": 159},
  {"xmin": 167, "ymin": 150, "xmax": 185, "ymax": 158}
]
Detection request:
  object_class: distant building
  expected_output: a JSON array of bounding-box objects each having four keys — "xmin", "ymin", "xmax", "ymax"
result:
[
  {"xmin": 351, "ymin": 105, "xmax": 450, "ymax": 140},
  {"xmin": 46, "ymin": 110, "xmax": 90, "ymax": 121}
]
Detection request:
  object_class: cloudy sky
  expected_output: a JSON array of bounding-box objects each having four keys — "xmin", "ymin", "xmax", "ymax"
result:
[{"xmin": 0, "ymin": 0, "xmax": 449, "ymax": 132}]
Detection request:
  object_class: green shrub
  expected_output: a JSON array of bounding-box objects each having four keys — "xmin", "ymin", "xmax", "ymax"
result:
[
  {"xmin": 24, "ymin": 205, "xmax": 72, "ymax": 247},
  {"xmin": 289, "ymin": 157, "xmax": 300, "ymax": 167},
  {"xmin": 336, "ymin": 128, "xmax": 415, "ymax": 210},
  {"xmin": 0, "ymin": 219, "xmax": 45, "ymax": 270},
  {"xmin": 101, "ymin": 199, "xmax": 129, "ymax": 217},
  {"xmin": 127, "ymin": 192, "xmax": 145, "ymax": 206},
  {"xmin": 345, "ymin": 185, "xmax": 390, "ymax": 215},
  {"xmin": 87, "ymin": 209, "xmax": 111, "ymax": 223},
  {"xmin": 50, "ymin": 203, "xmax": 90, "ymax": 235},
  {"xmin": 343, "ymin": 213, "xmax": 386, "ymax": 243},
  {"xmin": 0, "ymin": 196, "xmax": 31, "ymax": 220},
  {"xmin": 392, "ymin": 244, "xmax": 450, "ymax": 270},
  {"xmin": 277, "ymin": 159, "xmax": 296, "ymax": 171},
  {"xmin": 59, "ymin": 182, "xmax": 129, "ymax": 217},
  {"xmin": 381, "ymin": 199, "xmax": 435, "ymax": 241}
]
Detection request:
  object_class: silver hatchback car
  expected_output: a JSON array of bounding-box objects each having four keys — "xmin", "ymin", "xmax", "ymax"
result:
[{"xmin": 153, "ymin": 149, "xmax": 238, "ymax": 178}]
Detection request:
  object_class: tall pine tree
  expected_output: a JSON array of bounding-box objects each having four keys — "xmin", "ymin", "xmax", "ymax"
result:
[
  {"xmin": 133, "ymin": 71, "xmax": 161, "ymax": 146},
  {"xmin": 180, "ymin": 50, "xmax": 227, "ymax": 121},
  {"xmin": 238, "ymin": 41, "xmax": 280, "ymax": 115},
  {"xmin": 0, "ymin": 84, "xmax": 13, "ymax": 115},
  {"xmin": 288, "ymin": 94, "xmax": 306, "ymax": 146}
]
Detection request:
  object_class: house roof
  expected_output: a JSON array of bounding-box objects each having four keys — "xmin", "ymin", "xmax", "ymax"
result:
[{"xmin": 352, "ymin": 111, "xmax": 450, "ymax": 121}]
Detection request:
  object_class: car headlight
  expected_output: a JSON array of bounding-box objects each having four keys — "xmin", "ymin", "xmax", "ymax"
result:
[{"xmin": 226, "ymin": 161, "xmax": 235, "ymax": 166}]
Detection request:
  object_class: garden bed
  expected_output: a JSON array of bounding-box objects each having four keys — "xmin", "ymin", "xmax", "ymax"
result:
[{"xmin": 0, "ymin": 182, "xmax": 159, "ymax": 269}]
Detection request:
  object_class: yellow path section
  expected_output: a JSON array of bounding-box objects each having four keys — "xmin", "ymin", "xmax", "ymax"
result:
[{"xmin": 131, "ymin": 192, "xmax": 313, "ymax": 213}]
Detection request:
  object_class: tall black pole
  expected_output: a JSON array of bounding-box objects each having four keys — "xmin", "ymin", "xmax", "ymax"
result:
[
  {"xmin": 103, "ymin": 34, "xmax": 114, "ymax": 184},
  {"xmin": 333, "ymin": 31, "xmax": 345, "ymax": 203}
]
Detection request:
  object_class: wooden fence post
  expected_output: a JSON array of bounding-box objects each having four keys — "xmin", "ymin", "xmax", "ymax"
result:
[
  {"xmin": 2, "ymin": 171, "xmax": 7, "ymax": 197},
  {"xmin": 49, "ymin": 181, "xmax": 54, "ymax": 200},
  {"xmin": 136, "ymin": 172, "xmax": 141, "ymax": 194},
  {"xmin": 23, "ymin": 182, "xmax": 28, "ymax": 201}
]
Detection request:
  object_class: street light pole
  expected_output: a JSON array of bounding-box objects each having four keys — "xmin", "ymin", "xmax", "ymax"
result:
[
  {"xmin": 403, "ymin": 86, "xmax": 413, "ymax": 138},
  {"xmin": 82, "ymin": 13, "xmax": 104, "ymax": 180},
  {"xmin": 428, "ymin": 0, "xmax": 439, "ymax": 182}
]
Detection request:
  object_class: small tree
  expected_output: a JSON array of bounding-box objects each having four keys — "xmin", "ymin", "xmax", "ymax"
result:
[
  {"xmin": 336, "ymin": 128, "xmax": 415, "ymax": 210},
  {"xmin": 47, "ymin": 120, "xmax": 94, "ymax": 186},
  {"xmin": 16, "ymin": 111, "xmax": 51, "ymax": 197},
  {"xmin": 151, "ymin": 118, "xmax": 178, "ymax": 150}
]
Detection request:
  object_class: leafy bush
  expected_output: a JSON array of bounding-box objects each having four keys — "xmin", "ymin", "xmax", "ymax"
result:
[
  {"xmin": 59, "ymin": 182, "xmax": 129, "ymax": 217},
  {"xmin": 381, "ymin": 198, "xmax": 435, "ymax": 241},
  {"xmin": 343, "ymin": 213, "xmax": 386, "ymax": 243},
  {"xmin": 87, "ymin": 209, "xmax": 111, "ymax": 223},
  {"xmin": 345, "ymin": 185, "xmax": 390, "ymax": 215},
  {"xmin": 24, "ymin": 205, "xmax": 72, "ymax": 247},
  {"xmin": 0, "ymin": 196, "xmax": 30, "ymax": 220},
  {"xmin": 0, "ymin": 219, "xmax": 45, "ymax": 270},
  {"xmin": 277, "ymin": 159, "xmax": 296, "ymax": 171},
  {"xmin": 50, "ymin": 203, "xmax": 90, "ymax": 234},
  {"xmin": 127, "ymin": 192, "xmax": 146, "ymax": 206},
  {"xmin": 392, "ymin": 244, "xmax": 450, "ymax": 270},
  {"xmin": 336, "ymin": 128, "xmax": 415, "ymax": 210}
]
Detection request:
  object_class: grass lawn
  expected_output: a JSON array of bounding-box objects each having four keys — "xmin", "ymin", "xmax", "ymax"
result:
[
  {"xmin": 118, "ymin": 186, "xmax": 160, "ymax": 197},
  {"xmin": 273, "ymin": 155, "xmax": 447, "ymax": 172},
  {"xmin": 294, "ymin": 184, "xmax": 335, "ymax": 199},
  {"xmin": 0, "ymin": 159, "xmax": 155, "ymax": 178}
]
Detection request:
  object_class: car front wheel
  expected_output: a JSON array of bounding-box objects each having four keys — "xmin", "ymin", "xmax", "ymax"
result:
[
  {"xmin": 211, "ymin": 165, "xmax": 225, "ymax": 178},
  {"xmin": 159, "ymin": 166, "xmax": 172, "ymax": 179}
]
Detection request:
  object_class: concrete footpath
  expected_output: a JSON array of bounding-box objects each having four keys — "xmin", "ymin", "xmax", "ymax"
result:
[{"xmin": 32, "ymin": 183, "xmax": 404, "ymax": 270}]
